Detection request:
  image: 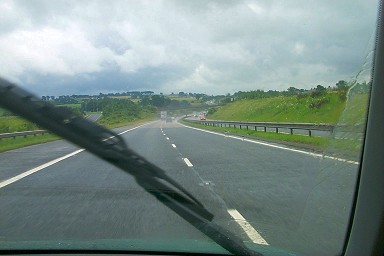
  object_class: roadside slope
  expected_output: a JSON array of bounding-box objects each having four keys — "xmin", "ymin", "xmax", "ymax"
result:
[{"xmin": 209, "ymin": 92, "xmax": 344, "ymax": 123}]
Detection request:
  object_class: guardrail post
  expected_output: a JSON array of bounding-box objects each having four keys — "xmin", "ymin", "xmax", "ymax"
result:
[
  {"xmin": 290, "ymin": 128, "xmax": 293, "ymax": 135},
  {"xmin": 309, "ymin": 130, "xmax": 312, "ymax": 137},
  {"xmin": 246, "ymin": 125, "xmax": 249, "ymax": 130},
  {"xmin": 275, "ymin": 127, "xmax": 278, "ymax": 133},
  {"xmin": 254, "ymin": 126, "xmax": 257, "ymax": 131},
  {"xmin": 264, "ymin": 127, "xmax": 266, "ymax": 132},
  {"xmin": 239, "ymin": 125, "xmax": 242, "ymax": 129}
]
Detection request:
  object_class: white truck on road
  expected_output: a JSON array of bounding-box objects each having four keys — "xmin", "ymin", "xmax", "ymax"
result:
[{"xmin": 160, "ymin": 111, "xmax": 167, "ymax": 120}]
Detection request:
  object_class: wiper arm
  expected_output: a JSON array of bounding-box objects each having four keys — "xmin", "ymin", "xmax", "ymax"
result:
[{"xmin": 0, "ymin": 78, "xmax": 262, "ymax": 256}]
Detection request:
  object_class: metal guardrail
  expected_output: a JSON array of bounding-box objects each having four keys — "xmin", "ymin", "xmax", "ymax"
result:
[
  {"xmin": 0, "ymin": 114, "xmax": 101, "ymax": 140},
  {"xmin": 0, "ymin": 130, "xmax": 48, "ymax": 139},
  {"xmin": 186, "ymin": 119, "xmax": 334, "ymax": 137}
]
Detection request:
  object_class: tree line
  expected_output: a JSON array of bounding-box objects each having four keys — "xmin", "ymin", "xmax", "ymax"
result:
[{"xmin": 232, "ymin": 80, "xmax": 370, "ymax": 101}]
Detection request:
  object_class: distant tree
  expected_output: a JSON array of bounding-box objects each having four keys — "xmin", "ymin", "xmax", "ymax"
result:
[
  {"xmin": 266, "ymin": 90, "xmax": 280, "ymax": 97},
  {"xmin": 151, "ymin": 95, "xmax": 171, "ymax": 107},
  {"xmin": 285, "ymin": 87, "xmax": 299, "ymax": 96},
  {"xmin": 140, "ymin": 96, "xmax": 151, "ymax": 106},
  {"xmin": 195, "ymin": 93, "xmax": 205, "ymax": 100},
  {"xmin": 336, "ymin": 80, "xmax": 348, "ymax": 90},
  {"xmin": 336, "ymin": 80, "xmax": 349, "ymax": 100},
  {"xmin": 221, "ymin": 97, "xmax": 232, "ymax": 103},
  {"xmin": 316, "ymin": 84, "xmax": 326, "ymax": 92}
]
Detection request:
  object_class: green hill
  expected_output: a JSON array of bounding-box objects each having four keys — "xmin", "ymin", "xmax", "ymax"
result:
[{"xmin": 209, "ymin": 92, "xmax": 345, "ymax": 123}]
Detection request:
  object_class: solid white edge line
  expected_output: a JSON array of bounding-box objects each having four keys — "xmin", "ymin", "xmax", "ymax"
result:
[
  {"xmin": 0, "ymin": 149, "xmax": 84, "ymax": 188},
  {"xmin": 118, "ymin": 122, "xmax": 152, "ymax": 135},
  {"xmin": 227, "ymin": 209, "xmax": 269, "ymax": 245},
  {"xmin": 171, "ymin": 144, "xmax": 176, "ymax": 148},
  {"xmin": 178, "ymin": 122, "xmax": 359, "ymax": 165},
  {"xmin": 183, "ymin": 158, "xmax": 193, "ymax": 167},
  {"xmin": 0, "ymin": 122, "xmax": 152, "ymax": 189}
]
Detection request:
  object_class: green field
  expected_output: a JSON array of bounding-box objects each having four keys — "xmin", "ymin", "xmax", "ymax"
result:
[
  {"xmin": 209, "ymin": 92, "xmax": 345, "ymax": 123},
  {"xmin": 168, "ymin": 96, "xmax": 196, "ymax": 102},
  {"xmin": 109, "ymin": 96, "xmax": 141, "ymax": 103},
  {"xmin": 338, "ymin": 93, "xmax": 369, "ymax": 125},
  {"xmin": 56, "ymin": 103, "xmax": 81, "ymax": 109}
]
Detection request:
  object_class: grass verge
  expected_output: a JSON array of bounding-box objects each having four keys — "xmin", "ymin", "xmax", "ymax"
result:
[
  {"xmin": 180, "ymin": 119, "xmax": 363, "ymax": 160},
  {"xmin": 209, "ymin": 92, "xmax": 344, "ymax": 123},
  {"xmin": 0, "ymin": 134, "xmax": 60, "ymax": 153},
  {"xmin": 180, "ymin": 120, "xmax": 328, "ymax": 147}
]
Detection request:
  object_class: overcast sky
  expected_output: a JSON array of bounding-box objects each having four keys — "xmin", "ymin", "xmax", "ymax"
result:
[{"xmin": 0, "ymin": 0, "xmax": 379, "ymax": 96}]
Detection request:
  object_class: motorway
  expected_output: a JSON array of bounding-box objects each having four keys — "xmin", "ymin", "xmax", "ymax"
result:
[{"xmin": 0, "ymin": 119, "xmax": 360, "ymax": 255}]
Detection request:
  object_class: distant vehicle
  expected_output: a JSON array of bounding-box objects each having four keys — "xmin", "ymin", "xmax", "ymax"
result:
[
  {"xmin": 160, "ymin": 111, "xmax": 167, "ymax": 120},
  {"xmin": 166, "ymin": 116, "xmax": 172, "ymax": 123},
  {"xmin": 200, "ymin": 115, "xmax": 206, "ymax": 120}
]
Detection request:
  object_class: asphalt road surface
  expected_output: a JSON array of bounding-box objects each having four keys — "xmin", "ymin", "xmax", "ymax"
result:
[{"xmin": 0, "ymin": 119, "xmax": 360, "ymax": 255}]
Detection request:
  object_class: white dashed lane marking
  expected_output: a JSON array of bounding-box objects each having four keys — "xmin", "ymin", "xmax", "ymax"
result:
[
  {"xmin": 183, "ymin": 158, "xmax": 193, "ymax": 167},
  {"xmin": 227, "ymin": 209, "xmax": 268, "ymax": 245},
  {"xmin": 171, "ymin": 144, "xmax": 176, "ymax": 148}
]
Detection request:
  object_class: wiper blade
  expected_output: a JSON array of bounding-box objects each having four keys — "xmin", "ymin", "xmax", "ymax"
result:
[{"xmin": 0, "ymin": 78, "xmax": 262, "ymax": 256}]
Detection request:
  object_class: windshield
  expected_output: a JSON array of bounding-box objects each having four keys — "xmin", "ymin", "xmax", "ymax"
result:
[{"xmin": 0, "ymin": 0, "xmax": 380, "ymax": 255}]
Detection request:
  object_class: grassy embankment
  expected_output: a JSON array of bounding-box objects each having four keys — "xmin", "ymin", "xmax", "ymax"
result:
[
  {"xmin": 182, "ymin": 91, "xmax": 369, "ymax": 158},
  {"xmin": 98, "ymin": 110, "xmax": 156, "ymax": 129},
  {"xmin": 0, "ymin": 113, "xmax": 59, "ymax": 152}
]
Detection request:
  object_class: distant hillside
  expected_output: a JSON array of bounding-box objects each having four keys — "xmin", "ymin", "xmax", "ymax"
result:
[{"xmin": 208, "ymin": 92, "xmax": 345, "ymax": 123}]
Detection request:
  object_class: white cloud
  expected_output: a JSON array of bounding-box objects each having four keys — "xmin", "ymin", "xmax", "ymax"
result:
[
  {"xmin": 0, "ymin": 0, "xmax": 379, "ymax": 95},
  {"xmin": 0, "ymin": 24, "xmax": 116, "ymax": 79},
  {"xmin": 293, "ymin": 42, "xmax": 305, "ymax": 55}
]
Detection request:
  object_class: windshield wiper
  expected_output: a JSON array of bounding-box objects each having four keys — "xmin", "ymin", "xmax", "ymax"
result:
[{"xmin": 0, "ymin": 78, "xmax": 262, "ymax": 256}]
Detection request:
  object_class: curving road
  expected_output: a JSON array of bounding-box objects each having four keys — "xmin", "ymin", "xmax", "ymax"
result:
[{"xmin": 0, "ymin": 119, "xmax": 360, "ymax": 255}]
